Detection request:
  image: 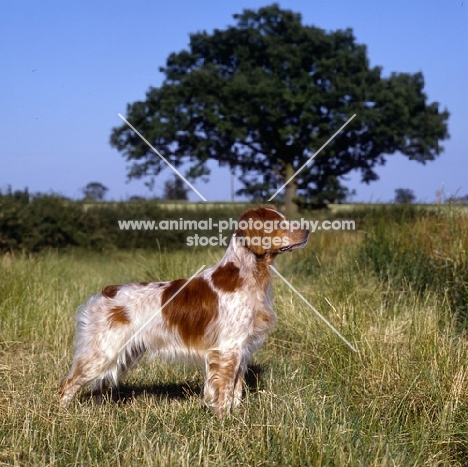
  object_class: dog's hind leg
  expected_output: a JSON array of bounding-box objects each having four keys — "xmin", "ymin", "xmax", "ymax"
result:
[
  {"xmin": 59, "ymin": 342, "xmax": 146, "ymax": 406},
  {"xmin": 59, "ymin": 354, "xmax": 112, "ymax": 406},
  {"xmin": 89, "ymin": 343, "xmax": 147, "ymax": 402},
  {"xmin": 92, "ymin": 344, "xmax": 146, "ymax": 395}
]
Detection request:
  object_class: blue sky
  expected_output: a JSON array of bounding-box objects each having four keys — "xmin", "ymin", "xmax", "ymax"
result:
[{"xmin": 1, "ymin": 0, "xmax": 467, "ymax": 203}]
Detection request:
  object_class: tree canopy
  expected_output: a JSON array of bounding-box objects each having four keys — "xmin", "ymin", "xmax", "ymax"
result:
[
  {"xmin": 82, "ymin": 182, "xmax": 108, "ymax": 201},
  {"xmin": 111, "ymin": 3, "xmax": 449, "ymax": 211},
  {"xmin": 163, "ymin": 176, "xmax": 189, "ymax": 200},
  {"xmin": 395, "ymin": 188, "xmax": 416, "ymax": 204}
]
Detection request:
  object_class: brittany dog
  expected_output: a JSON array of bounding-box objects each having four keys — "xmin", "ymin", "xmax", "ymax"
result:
[{"xmin": 59, "ymin": 206, "xmax": 309, "ymax": 416}]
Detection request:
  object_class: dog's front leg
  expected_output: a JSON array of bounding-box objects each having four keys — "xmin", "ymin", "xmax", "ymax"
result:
[
  {"xmin": 204, "ymin": 349, "xmax": 243, "ymax": 417},
  {"xmin": 203, "ymin": 349, "xmax": 220, "ymax": 410}
]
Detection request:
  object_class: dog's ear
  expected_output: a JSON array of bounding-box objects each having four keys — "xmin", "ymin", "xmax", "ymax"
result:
[
  {"xmin": 234, "ymin": 210, "xmax": 260, "ymax": 255},
  {"xmin": 234, "ymin": 228, "xmax": 267, "ymax": 256}
]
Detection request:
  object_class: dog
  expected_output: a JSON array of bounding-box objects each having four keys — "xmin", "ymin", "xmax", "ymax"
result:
[{"xmin": 59, "ymin": 206, "xmax": 309, "ymax": 416}]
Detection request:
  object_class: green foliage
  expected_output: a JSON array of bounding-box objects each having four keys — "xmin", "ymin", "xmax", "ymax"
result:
[
  {"xmin": 82, "ymin": 181, "xmax": 109, "ymax": 201},
  {"xmin": 0, "ymin": 190, "xmax": 245, "ymax": 252},
  {"xmin": 111, "ymin": 3, "xmax": 449, "ymax": 210},
  {"xmin": 394, "ymin": 188, "xmax": 416, "ymax": 204},
  {"xmin": 0, "ymin": 190, "xmax": 84, "ymax": 250},
  {"xmin": 0, "ymin": 187, "xmax": 30, "ymax": 250},
  {"xmin": 163, "ymin": 176, "xmax": 189, "ymax": 200}
]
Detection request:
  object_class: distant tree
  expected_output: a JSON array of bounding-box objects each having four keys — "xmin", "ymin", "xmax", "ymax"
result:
[
  {"xmin": 163, "ymin": 176, "xmax": 189, "ymax": 200},
  {"xmin": 82, "ymin": 182, "xmax": 108, "ymax": 201},
  {"xmin": 0, "ymin": 186, "xmax": 30, "ymax": 203},
  {"xmin": 111, "ymin": 3, "xmax": 449, "ymax": 214},
  {"xmin": 395, "ymin": 188, "xmax": 416, "ymax": 204}
]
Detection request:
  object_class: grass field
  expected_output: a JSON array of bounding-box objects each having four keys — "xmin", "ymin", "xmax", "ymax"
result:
[{"xmin": 1, "ymin": 207, "xmax": 468, "ymax": 466}]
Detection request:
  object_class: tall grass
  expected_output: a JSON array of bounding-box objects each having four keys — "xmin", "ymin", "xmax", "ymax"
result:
[
  {"xmin": 359, "ymin": 205, "xmax": 468, "ymax": 323},
  {"xmin": 1, "ymin": 206, "xmax": 468, "ymax": 465}
]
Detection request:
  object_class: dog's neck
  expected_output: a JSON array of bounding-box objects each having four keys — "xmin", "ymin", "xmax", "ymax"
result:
[{"xmin": 219, "ymin": 235, "xmax": 276, "ymax": 294}]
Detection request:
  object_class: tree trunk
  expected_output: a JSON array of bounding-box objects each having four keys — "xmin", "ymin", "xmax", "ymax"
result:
[{"xmin": 284, "ymin": 162, "xmax": 298, "ymax": 217}]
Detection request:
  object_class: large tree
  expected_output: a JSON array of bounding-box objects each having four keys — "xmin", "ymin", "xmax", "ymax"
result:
[{"xmin": 111, "ymin": 4, "xmax": 449, "ymax": 213}]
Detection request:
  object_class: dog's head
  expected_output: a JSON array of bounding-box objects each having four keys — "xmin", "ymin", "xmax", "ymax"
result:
[{"xmin": 234, "ymin": 206, "xmax": 309, "ymax": 256}]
